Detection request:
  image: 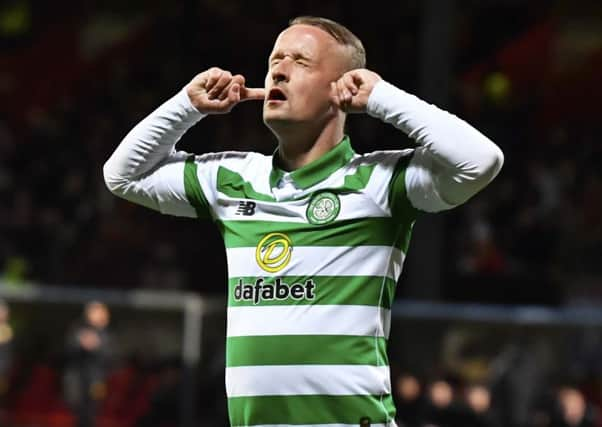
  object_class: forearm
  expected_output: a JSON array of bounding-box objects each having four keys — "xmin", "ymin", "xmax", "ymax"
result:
[
  {"xmin": 103, "ymin": 87, "xmax": 205, "ymax": 194},
  {"xmin": 367, "ymin": 81, "xmax": 504, "ymax": 208}
]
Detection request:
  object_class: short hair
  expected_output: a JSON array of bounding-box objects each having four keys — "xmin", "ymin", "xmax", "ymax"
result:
[{"xmin": 289, "ymin": 16, "xmax": 366, "ymax": 71}]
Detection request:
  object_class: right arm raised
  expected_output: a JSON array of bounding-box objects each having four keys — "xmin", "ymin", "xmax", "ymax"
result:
[{"xmin": 102, "ymin": 68, "xmax": 264, "ymax": 217}]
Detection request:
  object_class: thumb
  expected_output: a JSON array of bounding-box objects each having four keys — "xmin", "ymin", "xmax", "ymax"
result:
[{"xmin": 240, "ymin": 87, "xmax": 265, "ymax": 102}]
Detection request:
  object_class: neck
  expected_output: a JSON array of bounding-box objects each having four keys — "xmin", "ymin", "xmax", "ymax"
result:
[{"xmin": 274, "ymin": 116, "xmax": 345, "ymax": 171}]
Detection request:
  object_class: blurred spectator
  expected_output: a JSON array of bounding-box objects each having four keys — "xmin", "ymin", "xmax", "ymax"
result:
[
  {"xmin": 0, "ymin": 300, "xmax": 13, "ymax": 417},
  {"xmin": 421, "ymin": 378, "xmax": 460, "ymax": 427},
  {"xmin": 550, "ymin": 387, "xmax": 598, "ymax": 427},
  {"xmin": 394, "ymin": 373, "xmax": 424, "ymax": 427},
  {"xmin": 462, "ymin": 384, "xmax": 499, "ymax": 427},
  {"xmin": 63, "ymin": 301, "xmax": 113, "ymax": 427},
  {"xmin": 0, "ymin": 300, "xmax": 12, "ymax": 379}
]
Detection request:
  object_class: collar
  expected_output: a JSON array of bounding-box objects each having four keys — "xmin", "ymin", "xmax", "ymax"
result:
[{"xmin": 269, "ymin": 135, "xmax": 355, "ymax": 190}]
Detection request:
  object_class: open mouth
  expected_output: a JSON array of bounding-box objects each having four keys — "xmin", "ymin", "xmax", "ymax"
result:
[{"xmin": 267, "ymin": 88, "xmax": 287, "ymax": 101}]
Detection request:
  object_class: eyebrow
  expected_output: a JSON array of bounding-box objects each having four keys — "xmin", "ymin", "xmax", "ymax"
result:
[{"xmin": 269, "ymin": 50, "xmax": 313, "ymax": 63}]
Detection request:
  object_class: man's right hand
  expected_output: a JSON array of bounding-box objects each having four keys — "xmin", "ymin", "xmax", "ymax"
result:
[{"xmin": 186, "ymin": 67, "xmax": 265, "ymax": 114}]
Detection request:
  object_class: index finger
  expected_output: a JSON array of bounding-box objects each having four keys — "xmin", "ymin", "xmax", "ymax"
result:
[{"xmin": 240, "ymin": 87, "xmax": 265, "ymax": 101}]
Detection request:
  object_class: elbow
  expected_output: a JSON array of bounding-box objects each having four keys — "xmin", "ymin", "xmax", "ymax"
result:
[
  {"xmin": 102, "ymin": 160, "xmax": 128, "ymax": 196},
  {"xmin": 457, "ymin": 140, "xmax": 505, "ymax": 201},
  {"xmin": 481, "ymin": 141, "xmax": 504, "ymax": 180},
  {"xmin": 431, "ymin": 139, "xmax": 504, "ymax": 207}
]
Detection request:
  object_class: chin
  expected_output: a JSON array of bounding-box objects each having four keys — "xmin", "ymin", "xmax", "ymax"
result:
[{"xmin": 263, "ymin": 112, "xmax": 293, "ymax": 129}]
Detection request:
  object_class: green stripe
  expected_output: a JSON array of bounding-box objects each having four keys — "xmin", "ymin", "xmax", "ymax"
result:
[
  {"xmin": 228, "ymin": 394, "xmax": 396, "ymax": 426},
  {"xmin": 217, "ymin": 166, "xmax": 276, "ymax": 202},
  {"xmin": 220, "ymin": 154, "xmax": 379, "ymax": 203},
  {"xmin": 389, "ymin": 152, "xmax": 418, "ymax": 221},
  {"xmin": 184, "ymin": 155, "xmax": 210, "ymax": 219},
  {"xmin": 220, "ymin": 217, "xmax": 401, "ymax": 249},
  {"xmin": 226, "ymin": 335, "xmax": 388, "ymax": 367},
  {"xmin": 342, "ymin": 163, "xmax": 376, "ymax": 191},
  {"xmin": 228, "ymin": 276, "xmax": 396, "ymax": 308},
  {"xmin": 388, "ymin": 153, "xmax": 418, "ymax": 253}
]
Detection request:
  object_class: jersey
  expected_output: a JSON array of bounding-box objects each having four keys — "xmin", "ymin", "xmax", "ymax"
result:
[{"xmin": 181, "ymin": 136, "xmax": 417, "ymax": 427}]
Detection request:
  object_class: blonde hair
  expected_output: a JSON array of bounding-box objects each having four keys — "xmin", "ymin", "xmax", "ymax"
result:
[{"xmin": 289, "ymin": 16, "xmax": 366, "ymax": 70}]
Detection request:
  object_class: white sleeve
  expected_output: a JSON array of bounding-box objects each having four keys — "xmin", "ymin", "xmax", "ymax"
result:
[
  {"xmin": 367, "ymin": 80, "xmax": 504, "ymax": 213},
  {"xmin": 103, "ymin": 87, "xmax": 209, "ymax": 217}
]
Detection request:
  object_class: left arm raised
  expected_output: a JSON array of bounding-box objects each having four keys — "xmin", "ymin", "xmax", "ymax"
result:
[{"xmin": 333, "ymin": 70, "xmax": 504, "ymax": 212}]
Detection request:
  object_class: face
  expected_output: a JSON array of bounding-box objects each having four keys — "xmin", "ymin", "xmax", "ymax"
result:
[
  {"xmin": 263, "ymin": 24, "xmax": 348, "ymax": 132},
  {"xmin": 86, "ymin": 303, "xmax": 110, "ymax": 329}
]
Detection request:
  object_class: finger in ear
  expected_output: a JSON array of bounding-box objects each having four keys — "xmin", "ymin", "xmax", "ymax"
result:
[{"xmin": 344, "ymin": 74, "xmax": 358, "ymax": 95}]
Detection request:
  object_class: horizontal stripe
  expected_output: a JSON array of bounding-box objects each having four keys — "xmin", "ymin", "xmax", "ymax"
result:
[
  {"xmin": 214, "ymin": 192, "xmax": 391, "ymax": 224},
  {"xmin": 238, "ymin": 424, "xmax": 394, "ymax": 427},
  {"xmin": 228, "ymin": 394, "xmax": 396, "ymax": 426},
  {"xmin": 226, "ymin": 335, "xmax": 388, "ymax": 367},
  {"xmin": 226, "ymin": 365, "xmax": 391, "ymax": 397},
  {"xmin": 226, "ymin": 246, "xmax": 404, "ymax": 280},
  {"xmin": 218, "ymin": 166, "xmax": 276, "ymax": 201},
  {"xmin": 228, "ymin": 276, "xmax": 396, "ymax": 308},
  {"xmin": 227, "ymin": 305, "xmax": 391, "ymax": 338},
  {"xmin": 220, "ymin": 217, "xmax": 400, "ymax": 248}
]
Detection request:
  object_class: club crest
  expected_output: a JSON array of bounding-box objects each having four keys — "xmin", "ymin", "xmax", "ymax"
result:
[{"xmin": 306, "ymin": 191, "xmax": 341, "ymax": 225}]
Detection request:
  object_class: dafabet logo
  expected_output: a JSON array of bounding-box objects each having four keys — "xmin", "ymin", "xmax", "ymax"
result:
[{"xmin": 234, "ymin": 232, "xmax": 316, "ymax": 305}]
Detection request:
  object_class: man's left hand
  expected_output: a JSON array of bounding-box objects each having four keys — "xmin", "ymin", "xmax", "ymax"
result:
[{"xmin": 331, "ymin": 69, "xmax": 382, "ymax": 113}]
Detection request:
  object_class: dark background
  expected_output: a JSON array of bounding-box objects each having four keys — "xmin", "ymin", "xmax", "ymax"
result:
[
  {"xmin": 0, "ymin": 1, "xmax": 601, "ymax": 426},
  {"xmin": 1, "ymin": 0, "xmax": 600, "ymax": 305}
]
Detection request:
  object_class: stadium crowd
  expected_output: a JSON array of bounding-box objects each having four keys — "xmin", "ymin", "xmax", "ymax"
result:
[{"xmin": 1, "ymin": 1, "xmax": 600, "ymax": 303}]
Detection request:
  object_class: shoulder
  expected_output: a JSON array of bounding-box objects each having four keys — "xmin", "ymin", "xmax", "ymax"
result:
[
  {"xmin": 191, "ymin": 150, "xmax": 265, "ymax": 164},
  {"xmin": 349, "ymin": 148, "xmax": 415, "ymax": 170},
  {"xmin": 334, "ymin": 149, "xmax": 414, "ymax": 195},
  {"xmin": 189, "ymin": 150, "xmax": 271, "ymax": 172}
]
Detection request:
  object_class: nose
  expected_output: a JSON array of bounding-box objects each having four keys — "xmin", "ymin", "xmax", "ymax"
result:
[{"xmin": 271, "ymin": 60, "xmax": 290, "ymax": 83}]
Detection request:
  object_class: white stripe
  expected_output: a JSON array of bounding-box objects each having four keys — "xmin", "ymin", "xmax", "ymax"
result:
[
  {"xmin": 214, "ymin": 192, "xmax": 390, "ymax": 222},
  {"xmin": 227, "ymin": 305, "xmax": 390, "ymax": 337},
  {"xmin": 226, "ymin": 245, "xmax": 403, "ymax": 279},
  {"xmin": 362, "ymin": 150, "xmax": 412, "ymax": 216},
  {"xmin": 226, "ymin": 365, "xmax": 391, "ymax": 397},
  {"xmin": 235, "ymin": 424, "xmax": 395, "ymax": 427}
]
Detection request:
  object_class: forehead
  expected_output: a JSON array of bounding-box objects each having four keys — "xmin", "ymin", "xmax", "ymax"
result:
[
  {"xmin": 87, "ymin": 303, "xmax": 107, "ymax": 314},
  {"xmin": 270, "ymin": 24, "xmax": 339, "ymax": 58}
]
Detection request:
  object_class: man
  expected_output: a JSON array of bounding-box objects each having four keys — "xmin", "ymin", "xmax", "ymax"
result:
[
  {"xmin": 63, "ymin": 301, "xmax": 112, "ymax": 427},
  {"xmin": 104, "ymin": 16, "xmax": 503, "ymax": 427},
  {"xmin": 0, "ymin": 300, "xmax": 13, "ymax": 406}
]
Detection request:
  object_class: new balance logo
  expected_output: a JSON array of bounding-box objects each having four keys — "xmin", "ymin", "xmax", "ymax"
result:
[{"xmin": 236, "ymin": 201, "xmax": 256, "ymax": 216}]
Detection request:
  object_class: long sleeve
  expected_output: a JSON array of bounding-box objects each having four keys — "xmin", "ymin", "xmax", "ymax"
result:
[
  {"xmin": 103, "ymin": 87, "xmax": 207, "ymax": 216},
  {"xmin": 366, "ymin": 80, "xmax": 504, "ymax": 212}
]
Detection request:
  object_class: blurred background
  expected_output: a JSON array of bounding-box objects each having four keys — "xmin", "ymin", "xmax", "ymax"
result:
[{"xmin": 0, "ymin": 0, "xmax": 601, "ymax": 426}]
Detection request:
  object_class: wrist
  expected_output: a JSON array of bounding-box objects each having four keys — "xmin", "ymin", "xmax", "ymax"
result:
[
  {"xmin": 178, "ymin": 86, "xmax": 207, "ymax": 119},
  {"xmin": 366, "ymin": 80, "xmax": 402, "ymax": 119}
]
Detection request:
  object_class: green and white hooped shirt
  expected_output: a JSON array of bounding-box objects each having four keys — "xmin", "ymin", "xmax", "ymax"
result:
[
  {"xmin": 104, "ymin": 81, "xmax": 504, "ymax": 427},
  {"xmin": 190, "ymin": 137, "xmax": 414, "ymax": 426}
]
